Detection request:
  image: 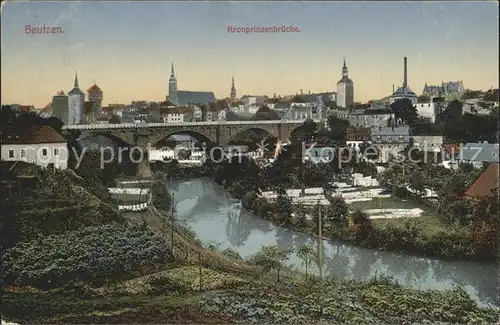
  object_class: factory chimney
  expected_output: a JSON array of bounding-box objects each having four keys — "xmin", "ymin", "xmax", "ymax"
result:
[{"xmin": 403, "ymin": 57, "xmax": 408, "ymax": 90}]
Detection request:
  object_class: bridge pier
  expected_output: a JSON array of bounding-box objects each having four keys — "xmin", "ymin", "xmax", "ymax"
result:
[{"xmin": 136, "ymin": 155, "xmax": 153, "ymax": 179}]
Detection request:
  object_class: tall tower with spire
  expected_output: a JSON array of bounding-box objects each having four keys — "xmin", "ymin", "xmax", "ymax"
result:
[
  {"xmin": 230, "ymin": 76, "xmax": 236, "ymax": 102},
  {"xmin": 68, "ymin": 71, "xmax": 85, "ymax": 124},
  {"xmin": 168, "ymin": 63, "xmax": 178, "ymax": 105},
  {"xmin": 336, "ymin": 59, "xmax": 354, "ymax": 108}
]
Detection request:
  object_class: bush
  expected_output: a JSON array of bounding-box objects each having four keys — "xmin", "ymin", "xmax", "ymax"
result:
[{"xmin": 2, "ymin": 224, "xmax": 173, "ymax": 289}]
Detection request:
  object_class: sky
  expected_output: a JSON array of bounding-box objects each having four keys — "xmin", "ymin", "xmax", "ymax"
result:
[{"xmin": 1, "ymin": 1, "xmax": 498, "ymax": 107}]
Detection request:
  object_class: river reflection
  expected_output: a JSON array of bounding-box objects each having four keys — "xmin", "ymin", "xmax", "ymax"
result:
[{"xmin": 168, "ymin": 178, "xmax": 498, "ymax": 308}]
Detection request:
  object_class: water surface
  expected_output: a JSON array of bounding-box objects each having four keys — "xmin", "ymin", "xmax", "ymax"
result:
[{"xmin": 168, "ymin": 178, "xmax": 498, "ymax": 308}]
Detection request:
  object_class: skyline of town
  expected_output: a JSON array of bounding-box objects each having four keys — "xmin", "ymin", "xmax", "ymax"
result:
[{"xmin": 2, "ymin": 1, "xmax": 499, "ymax": 107}]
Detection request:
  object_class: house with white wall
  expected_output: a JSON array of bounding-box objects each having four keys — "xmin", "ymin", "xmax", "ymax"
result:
[
  {"xmin": 1, "ymin": 126, "xmax": 68, "ymax": 169},
  {"xmin": 414, "ymin": 102, "xmax": 438, "ymax": 123}
]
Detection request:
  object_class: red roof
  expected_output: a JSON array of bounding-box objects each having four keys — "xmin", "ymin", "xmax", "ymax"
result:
[
  {"xmin": 87, "ymin": 84, "xmax": 102, "ymax": 92},
  {"xmin": 1, "ymin": 126, "xmax": 66, "ymax": 144},
  {"xmin": 465, "ymin": 163, "xmax": 499, "ymax": 198}
]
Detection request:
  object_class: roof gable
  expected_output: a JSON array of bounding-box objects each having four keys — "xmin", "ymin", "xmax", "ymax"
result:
[
  {"xmin": 460, "ymin": 143, "xmax": 499, "ymax": 163},
  {"xmin": 177, "ymin": 91, "xmax": 216, "ymax": 105},
  {"xmin": 1, "ymin": 126, "xmax": 66, "ymax": 144},
  {"xmin": 465, "ymin": 163, "xmax": 500, "ymax": 198},
  {"xmin": 87, "ymin": 84, "xmax": 102, "ymax": 92}
]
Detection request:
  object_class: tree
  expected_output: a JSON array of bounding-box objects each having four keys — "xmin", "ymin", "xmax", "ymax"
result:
[
  {"xmin": 417, "ymin": 95, "xmax": 431, "ymax": 103},
  {"xmin": 409, "ymin": 170, "xmax": 425, "ymax": 199},
  {"xmin": 250, "ymin": 245, "xmax": 290, "ymax": 282},
  {"xmin": 350, "ymin": 209, "xmax": 372, "ymax": 240},
  {"xmin": 358, "ymin": 142, "xmax": 380, "ymax": 161},
  {"xmin": 325, "ymin": 196, "xmax": 348, "ymax": 227},
  {"xmin": 325, "ymin": 115, "xmax": 349, "ymax": 141},
  {"xmin": 275, "ymin": 193, "xmax": 293, "ymax": 222},
  {"xmin": 292, "ymin": 119, "xmax": 318, "ymax": 143},
  {"xmin": 1, "ymin": 105, "xmax": 63, "ymax": 132},
  {"xmin": 390, "ymin": 98, "xmax": 418, "ymax": 125},
  {"xmin": 296, "ymin": 244, "xmax": 316, "ymax": 280},
  {"xmin": 109, "ymin": 114, "xmax": 121, "ymax": 124}
]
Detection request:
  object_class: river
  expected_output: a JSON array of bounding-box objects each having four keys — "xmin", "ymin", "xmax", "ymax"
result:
[{"xmin": 168, "ymin": 178, "xmax": 498, "ymax": 308}]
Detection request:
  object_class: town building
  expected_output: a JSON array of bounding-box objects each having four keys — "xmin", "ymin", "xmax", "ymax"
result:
[
  {"xmin": 412, "ymin": 135, "xmax": 443, "ymax": 152},
  {"xmin": 241, "ymin": 95, "xmax": 267, "ymax": 108},
  {"xmin": 37, "ymin": 103, "xmax": 52, "ymax": 118},
  {"xmin": 389, "ymin": 57, "xmax": 418, "ymax": 105},
  {"xmin": 336, "ymin": 60, "xmax": 354, "ymax": 108},
  {"xmin": 414, "ymin": 102, "xmax": 438, "ymax": 123},
  {"xmin": 84, "ymin": 101, "xmax": 97, "ymax": 123},
  {"xmin": 14, "ymin": 105, "xmax": 35, "ymax": 113},
  {"xmin": 168, "ymin": 63, "xmax": 216, "ymax": 106},
  {"xmin": 299, "ymin": 92, "xmax": 336, "ymax": 105},
  {"xmin": 462, "ymin": 98, "xmax": 495, "ymax": 115},
  {"xmin": 51, "ymin": 90, "xmax": 69, "ymax": 124},
  {"xmin": 330, "ymin": 107, "xmax": 349, "ymax": 120},
  {"xmin": 422, "ymin": 81, "xmax": 465, "ymax": 98},
  {"xmin": 345, "ymin": 127, "xmax": 371, "ymax": 151},
  {"xmin": 370, "ymin": 125, "xmax": 411, "ymax": 163},
  {"xmin": 348, "ymin": 101, "xmax": 394, "ymax": 128},
  {"xmin": 465, "ymin": 163, "xmax": 499, "ymax": 199},
  {"xmin": 67, "ymin": 73, "xmax": 85, "ymax": 125},
  {"xmin": 456, "ymin": 142, "xmax": 499, "ymax": 168},
  {"xmin": 1, "ymin": 125, "xmax": 68, "ymax": 169},
  {"xmin": 190, "ymin": 104, "xmax": 203, "ymax": 121},
  {"xmin": 162, "ymin": 106, "xmax": 192, "ymax": 123},
  {"xmin": 87, "ymin": 83, "xmax": 103, "ymax": 110}
]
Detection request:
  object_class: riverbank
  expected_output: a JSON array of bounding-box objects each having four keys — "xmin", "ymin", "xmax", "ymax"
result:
[
  {"xmin": 8, "ymin": 174, "xmax": 496, "ymax": 325},
  {"xmin": 230, "ymin": 185, "xmax": 497, "ymax": 263}
]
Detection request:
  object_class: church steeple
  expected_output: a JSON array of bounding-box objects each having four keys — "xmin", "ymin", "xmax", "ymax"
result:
[
  {"xmin": 74, "ymin": 71, "xmax": 79, "ymax": 88},
  {"xmin": 168, "ymin": 62, "xmax": 178, "ymax": 105},
  {"xmin": 342, "ymin": 59, "xmax": 349, "ymax": 78},
  {"xmin": 230, "ymin": 75, "xmax": 237, "ymax": 102}
]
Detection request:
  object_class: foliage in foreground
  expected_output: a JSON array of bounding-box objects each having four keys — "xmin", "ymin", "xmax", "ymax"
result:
[
  {"xmin": 2, "ymin": 224, "xmax": 173, "ymax": 289},
  {"xmin": 200, "ymin": 278, "xmax": 498, "ymax": 324}
]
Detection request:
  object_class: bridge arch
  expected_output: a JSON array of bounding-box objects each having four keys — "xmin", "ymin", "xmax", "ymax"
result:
[
  {"xmin": 229, "ymin": 127, "xmax": 275, "ymax": 148},
  {"xmin": 151, "ymin": 130, "xmax": 214, "ymax": 149},
  {"xmin": 78, "ymin": 131, "xmax": 135, "ymax": 149}
]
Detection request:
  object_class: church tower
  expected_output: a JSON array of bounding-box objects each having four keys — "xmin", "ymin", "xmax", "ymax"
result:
[
  {"xmin": 68, "ymin": 71, "xmax": 85, "ymax": 125},
  {"xmin": 169, "ymin": 63, "xmax": 178, "ymax": 105},
  {"xmin": 230, "ymin": 76, "xmax": 236, "ymax": 102},
  {"xmin": 336, "ymin": 59, "xmax": 354, "ymax": 108}
]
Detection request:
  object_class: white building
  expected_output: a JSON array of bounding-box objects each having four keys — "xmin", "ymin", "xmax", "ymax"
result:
[
  {"xmin": 241, "ymin": 95, "xmax": 266, "ymax": 108},
  {"xmin": 67, "ymin": 72, "xmax": 85, "ymax": 125},
  {"xmin": 1, "ymin": 126, "xmax": 68, "ymax": 169},
  {"xmin": 414, "ymin": 102, "xmax": 438, "ymax": 123},
  {"xmin": 412, "ymin": 135, "xmax": 443, "ymax": 152},
  {"xmin": 191, "ymin": 105, "xmax": 203, "ymax": 120},
  {"xmin": 162, "ymin": 106, "xmax": 191, "ymax": 123}
]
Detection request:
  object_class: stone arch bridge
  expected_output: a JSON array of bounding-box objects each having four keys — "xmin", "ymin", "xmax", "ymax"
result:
[
  {"xmin": 62, "ymin": 120, "xmax": 315, "ymax": 148},
  {"xmin": 62, "ymin": 120, "xmax": 317, "ymax": 178}
]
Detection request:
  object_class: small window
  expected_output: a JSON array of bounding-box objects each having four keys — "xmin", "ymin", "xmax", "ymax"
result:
[
  {"xmin": 42, "ymin": 148, "xmax": 48, "ymax": 156},
  {"xmin": 8, "ymin": 149, "xmax": 15, "ymax": 158},
  {"xmin": 54, "ymin": 148, "xmax": 59, "ymax": 155},
  {"xmin": 20, "ymin": 149, "xmax": 26, "ymax": 158}
]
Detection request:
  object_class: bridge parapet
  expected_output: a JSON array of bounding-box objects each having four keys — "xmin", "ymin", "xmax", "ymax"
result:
[{"xmin": 62, "ymin": 119, "xmax": 319, "ymax": 130}]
